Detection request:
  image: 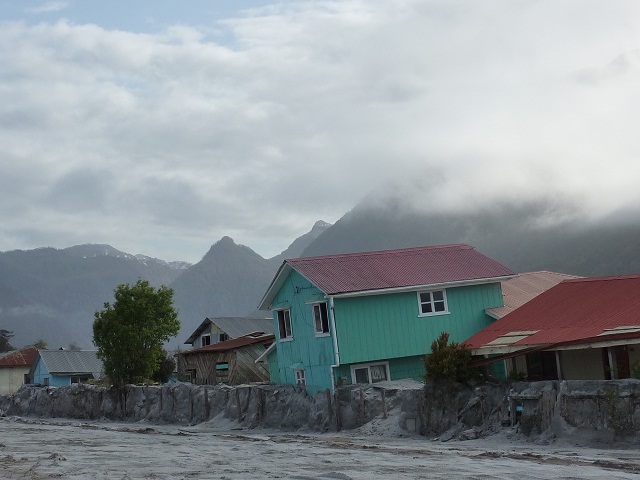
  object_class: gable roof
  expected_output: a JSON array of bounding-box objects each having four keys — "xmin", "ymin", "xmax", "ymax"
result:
[
  {"xmin": 467, "ymin": 274, "xmax": 640, "ymax": 354},
  {"xmin": 0, "ymin": 346, "xmax": 39, "ymax": 368},
  {"xmin": 486, "ymin": 271, "xmax": 581, "ymax": 319},
  {"xmin": 259, "ymin": 244, "xmax": 515, "ymax": 309},
  {"xmin": 36, "ymin": 350, "xmax": 103, "ymax": 377},
  {"xmin": 179, "ymin": 333, "xmax": 274, "ymax": 356},
  {"xmin": 184, "ymin": 317, "xmax": 274, "ymax": 345}
]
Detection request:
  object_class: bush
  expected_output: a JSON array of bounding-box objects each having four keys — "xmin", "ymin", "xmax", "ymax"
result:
[{"xmin": 423, "ymin": 331, "xmax": 480, "ymax": 384}]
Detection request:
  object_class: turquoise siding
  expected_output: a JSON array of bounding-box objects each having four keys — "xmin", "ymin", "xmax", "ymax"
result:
[
  {"xmin": 269, "ymin": 272, "xmax": 504, "ymax": 393},
  {"xmin": 270, "ymin": 270, "xmax": 336, "ymax": 395},
  {"xmin": 334, "ymin": 283, "xmax": 502, "ymax": 365},
  {"xmin": 266, "ymin": 348, "xmax": 280, "ymax": 384},
  {"xmin": 334, "ymin": 355, "xmax": 425, "ymax": 386},
  {"xmin": 32, "ymin": 358, "xmax": 71, "ymax": 387}
]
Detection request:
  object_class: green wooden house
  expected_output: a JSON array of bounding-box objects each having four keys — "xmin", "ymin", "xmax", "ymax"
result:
[{"xmin": 258, "ymin": 244, "xmax": 515, "ymax": 395}]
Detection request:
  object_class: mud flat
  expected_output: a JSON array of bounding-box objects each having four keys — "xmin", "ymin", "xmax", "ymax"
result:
[{"xmin": 2, "ymin": 416, "xmax": 640, "ymax": 479}]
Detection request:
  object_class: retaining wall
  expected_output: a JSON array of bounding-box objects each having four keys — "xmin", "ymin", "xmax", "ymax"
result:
[{"xmin": 3, "ymin": 379, "xmax": 640, "ymax": 443}]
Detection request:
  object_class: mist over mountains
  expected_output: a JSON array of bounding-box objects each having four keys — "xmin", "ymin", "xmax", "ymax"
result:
[{"xmin": 2, "ymin": 199, "xmax": 639, "ymax": 350}]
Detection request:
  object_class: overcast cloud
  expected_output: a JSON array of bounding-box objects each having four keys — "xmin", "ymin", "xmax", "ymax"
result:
[{"xmin": 1, "ymin": 1, "xmax": 639, "ymax": 262}]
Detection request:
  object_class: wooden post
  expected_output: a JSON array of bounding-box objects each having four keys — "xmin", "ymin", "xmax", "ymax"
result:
[
  {"xmin": 381, "ymin": 389, "xmax": 388, "ymax": 419},
  {"xmin": 235, "ymin": 388, "xmax": 241, "ymax": 420},
  {"xmin": 334, "ymin": 390, "xmax": 341, "ymax": 431}
]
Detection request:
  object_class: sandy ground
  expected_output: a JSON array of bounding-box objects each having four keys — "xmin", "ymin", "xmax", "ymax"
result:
[{"xmin": 2, "ymin": 417, "xmax": 640, "ymax": 479}]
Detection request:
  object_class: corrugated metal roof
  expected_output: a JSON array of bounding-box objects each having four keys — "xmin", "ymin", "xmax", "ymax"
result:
[
  {"xmin": 184, "ymin": 317, "xmax": 274, "ymax": 344},
  {"xmin": 467, "ymin": 275, "xmax": 640, "ymax": 350},
  {"xmin": 486, "ymin": 271, "xmax": 581, "ymax": 319},
  {"xmin": 211, "ymin": 317, "xmax": 274, "ymax": 339},
  {"xmin": 38, "ymin": 350, "xmax": 103, "ymax": 377},
  {"xmin": 179, "ymin": 333, "xmax": 274, "ymax": 355},
  {"xmin": 259, "ymin": 244, "xmax": 515, "ymax": 309},
  {"xmin": 0, "ymin": 346, "xmax": 38, "ymax": 368}
]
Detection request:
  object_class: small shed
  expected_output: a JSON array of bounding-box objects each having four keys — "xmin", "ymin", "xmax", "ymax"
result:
[
  {"xmin": 30, "ymin": 350, "xmax": 104, "ymax": 387},
  {"xmin": 0, "ymin": 346, "xmax": 39, "ymax": 394},
  {"xmin": 177, "ymin": 333, "xmax": 274, "ymax": 385}
]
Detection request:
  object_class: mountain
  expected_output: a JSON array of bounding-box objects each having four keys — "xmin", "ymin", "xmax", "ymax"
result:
[
  {"xmin": 301, "ymin": 198, "xmax": 640, "ymax": 277},
  {"xmin": 170, "ymin": 221, "xmax": 330, "ymax": 348},
  {"xmin": 268, "ymin": 220, "xmax": 332, "ymax": 266},
  {"xmin": 0, "ymin": 244, "xmax": 188, "ymax": 350},
  {"xmin": 0, "ymin": 223, "xmax": 328, "ymax": 350}
]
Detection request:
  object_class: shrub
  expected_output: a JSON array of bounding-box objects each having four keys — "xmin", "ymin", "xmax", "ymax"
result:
[{"xmin": 423, "ymin": 331, "xmax": 480, "ymax": 383}]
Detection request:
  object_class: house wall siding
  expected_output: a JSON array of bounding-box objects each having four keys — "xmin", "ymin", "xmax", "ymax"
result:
[
  {"xmin": 270, "ymin": 270, "xmax": 335, "ymax": 394},
  {"xmin": 561, "ymin": 349, "xmax": 606, "ymax": 380},
  {"xmin": 334, "ymin": 283, "xmax": 503, "ymax": 365},
  {"xmin": 0, "ymin": 366, "xmax": 29, "ymax": 394},
  {"xmin": 32, "ymin": 359, "xmax": 70, "ymax": 387}
]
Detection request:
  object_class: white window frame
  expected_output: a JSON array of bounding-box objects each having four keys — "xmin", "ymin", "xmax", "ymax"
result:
[
  {"xmin": 417, "ymin": 289, "xmax": 449, "ymax": 317},
  {"xmin": 295, "ymin": 368, "xmax": 306, "ymax": 385},
  {"xmin": 313, "ymin": 302, "xmax": 330, "ymax": 337},
  {"xmin": 277, "ymin": 309, "xmax": 293, "ymax": 341},
  {"xmin": 201, "ymin": 334, "xmax": 211, "ymax": 347},
  {"xmin": 350, "ymin": 361, "xmax": 390, "ymax": 385}
]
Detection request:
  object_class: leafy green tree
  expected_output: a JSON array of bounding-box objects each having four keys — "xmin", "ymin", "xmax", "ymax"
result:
[
  {"xmin": 152, "ymin": 349, "xmax": 176, "ymax": 383},
  {"xmin": 423, "ymin": 331, "xmax": 479, "ymax": 383},
  {"xmin": 93, "ymin": 279, "xmax": 180, "ymax": 386},
  {"xmin": 0, "ymin": 329, "xmax": 15, "ymax": 353}
]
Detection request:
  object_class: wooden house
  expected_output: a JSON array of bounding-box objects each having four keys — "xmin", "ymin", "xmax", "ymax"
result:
[
  {"xmin": 177, "ymin": 333, "xmax": 274, "ymax": 385},
  {"xmin": 467, "ymin": 274, "xmax": 640, "ymax": 381},
  {"xmin": 258, "ymin": 244, "xmax": 515, "ymax": 395},
  {"xmin": 183, "ymin": 317, "xmax": 274, "ymax": 348},
  {"xmin": 0, "ymin": 346, "xmax": 38, "ymax": 394}
]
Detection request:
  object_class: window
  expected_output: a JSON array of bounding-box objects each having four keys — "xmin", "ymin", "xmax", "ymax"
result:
[
  {"xmin": 313, "ymin": 302, "xmax": 330, "ymax": 335},
  {"xmin": 215, "ymin": 362, "xmax": 229, "ymax": 374},
  {"xmin": 186, "ymin": 369, "xmax": 197, "ymax": 383},
  {"xmin": 218, "ymin": 333, "xmax": 229, "ymax": 342},
  {"xmin": 350, "ymin": 362, "xmax": 389, "ymax": 385},
  {"xmin": 418, "ymin": 289, "xmax": 448, "ymax": 316},
  {"xmin": 201, "ymin": 334, "xmax": 211, "ymax": 346},
  {"xmin": 295, "ymin": 369, "xmax": 306, "ymax": 385},
  {"xmin": 277, "ymin": 309, "xmax": 293, "ymax": 340}
]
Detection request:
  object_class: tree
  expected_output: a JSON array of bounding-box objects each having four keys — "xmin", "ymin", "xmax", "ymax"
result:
[
  {"xmin": 93, "ymin": 279, "xmax": 180, "ymax": 386},
  {"xmin": 0, "ymin": 329, "xmax": 15, "ymax": 353},
  {"xmin": 423, "ymin": 331, "xmax": 480, "ymax": 384},
  {"xmin": 32, "ymin": 339, "xmax": 48, "ymax": 350},
  {"xmin": 152, "ymin": 349, "xmax": 176, "ymax": 383}
]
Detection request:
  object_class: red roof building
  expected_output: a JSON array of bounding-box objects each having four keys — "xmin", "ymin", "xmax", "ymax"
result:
[
  {"xmin": 176, "ymin": 333, "xmax": 274, "ymax": 385},
  {"xmin": 0, "ymin": 346, "xmax": 39, "ymax": 394},
  {"xmin": 260, "ymin": 244, "xmax": 515, "ymax": 309},
  {"xmin": 0, "ymin": 346, "xmax": 38, "ymax": 368},
  {"xmin": 468, "ymin": 275, "xmax": 640, "ymax": 381}
]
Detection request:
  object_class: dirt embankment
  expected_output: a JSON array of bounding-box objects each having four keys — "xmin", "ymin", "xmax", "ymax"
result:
[{"xmin": 3, "ymin": 379, "xmax": 640, "ymax": 444}]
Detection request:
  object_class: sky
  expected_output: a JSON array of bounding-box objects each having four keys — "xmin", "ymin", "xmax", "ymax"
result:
[{"xmin": 1, "ymin": 1, "xmax": 640, "ymax": 263}]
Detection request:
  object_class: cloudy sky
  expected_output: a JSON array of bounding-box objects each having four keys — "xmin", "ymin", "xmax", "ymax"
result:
[{"xmin": 1, "ymin": 1, "xmax": 639, "ymax": 262}]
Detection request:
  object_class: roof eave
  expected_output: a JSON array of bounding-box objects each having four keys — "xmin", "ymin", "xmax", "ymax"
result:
[
  {"xmin": 329, "ymin": 274, "xmax": 517, "ymax": 299},
  {"xmin": 255, "ymin": 341, "xmax": 276, "ymax": 363},
  {"xmin": 258, "ymin": 262, "xmax": 292, "ymax": 311}
]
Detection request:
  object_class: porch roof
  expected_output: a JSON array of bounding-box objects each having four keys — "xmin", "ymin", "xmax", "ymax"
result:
[{"xmin": 468, "ymin": 275, "xmax": 640, "ymax": 353}]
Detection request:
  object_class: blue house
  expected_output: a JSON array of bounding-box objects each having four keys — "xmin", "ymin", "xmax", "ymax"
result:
[
  {"xmin": 258, "ymin": 244, "xmax": 515, "ymax": 395},
  {"xmin": 30, "ymin": 350, "xmax": 104, "ymax": 387}
]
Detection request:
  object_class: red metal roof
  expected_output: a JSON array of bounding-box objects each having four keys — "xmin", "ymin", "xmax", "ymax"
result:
[
  {"xmin": 0, "ymin": 346, "xmax": 39, "ymax": 368},
  {"xmin": 284, "ymin": 244, "xmax": 515, "ymax": 296},
  {"xmin": 179, "ymin": 333, "xmax": 274, "ymax": 356},
  {"xmin": 467, "ymin": 275, "xmax": 640, "ymax": 349},
  {"xmin": 486, "ymin": 271, "xmax": 581, "ymax": 319}
]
